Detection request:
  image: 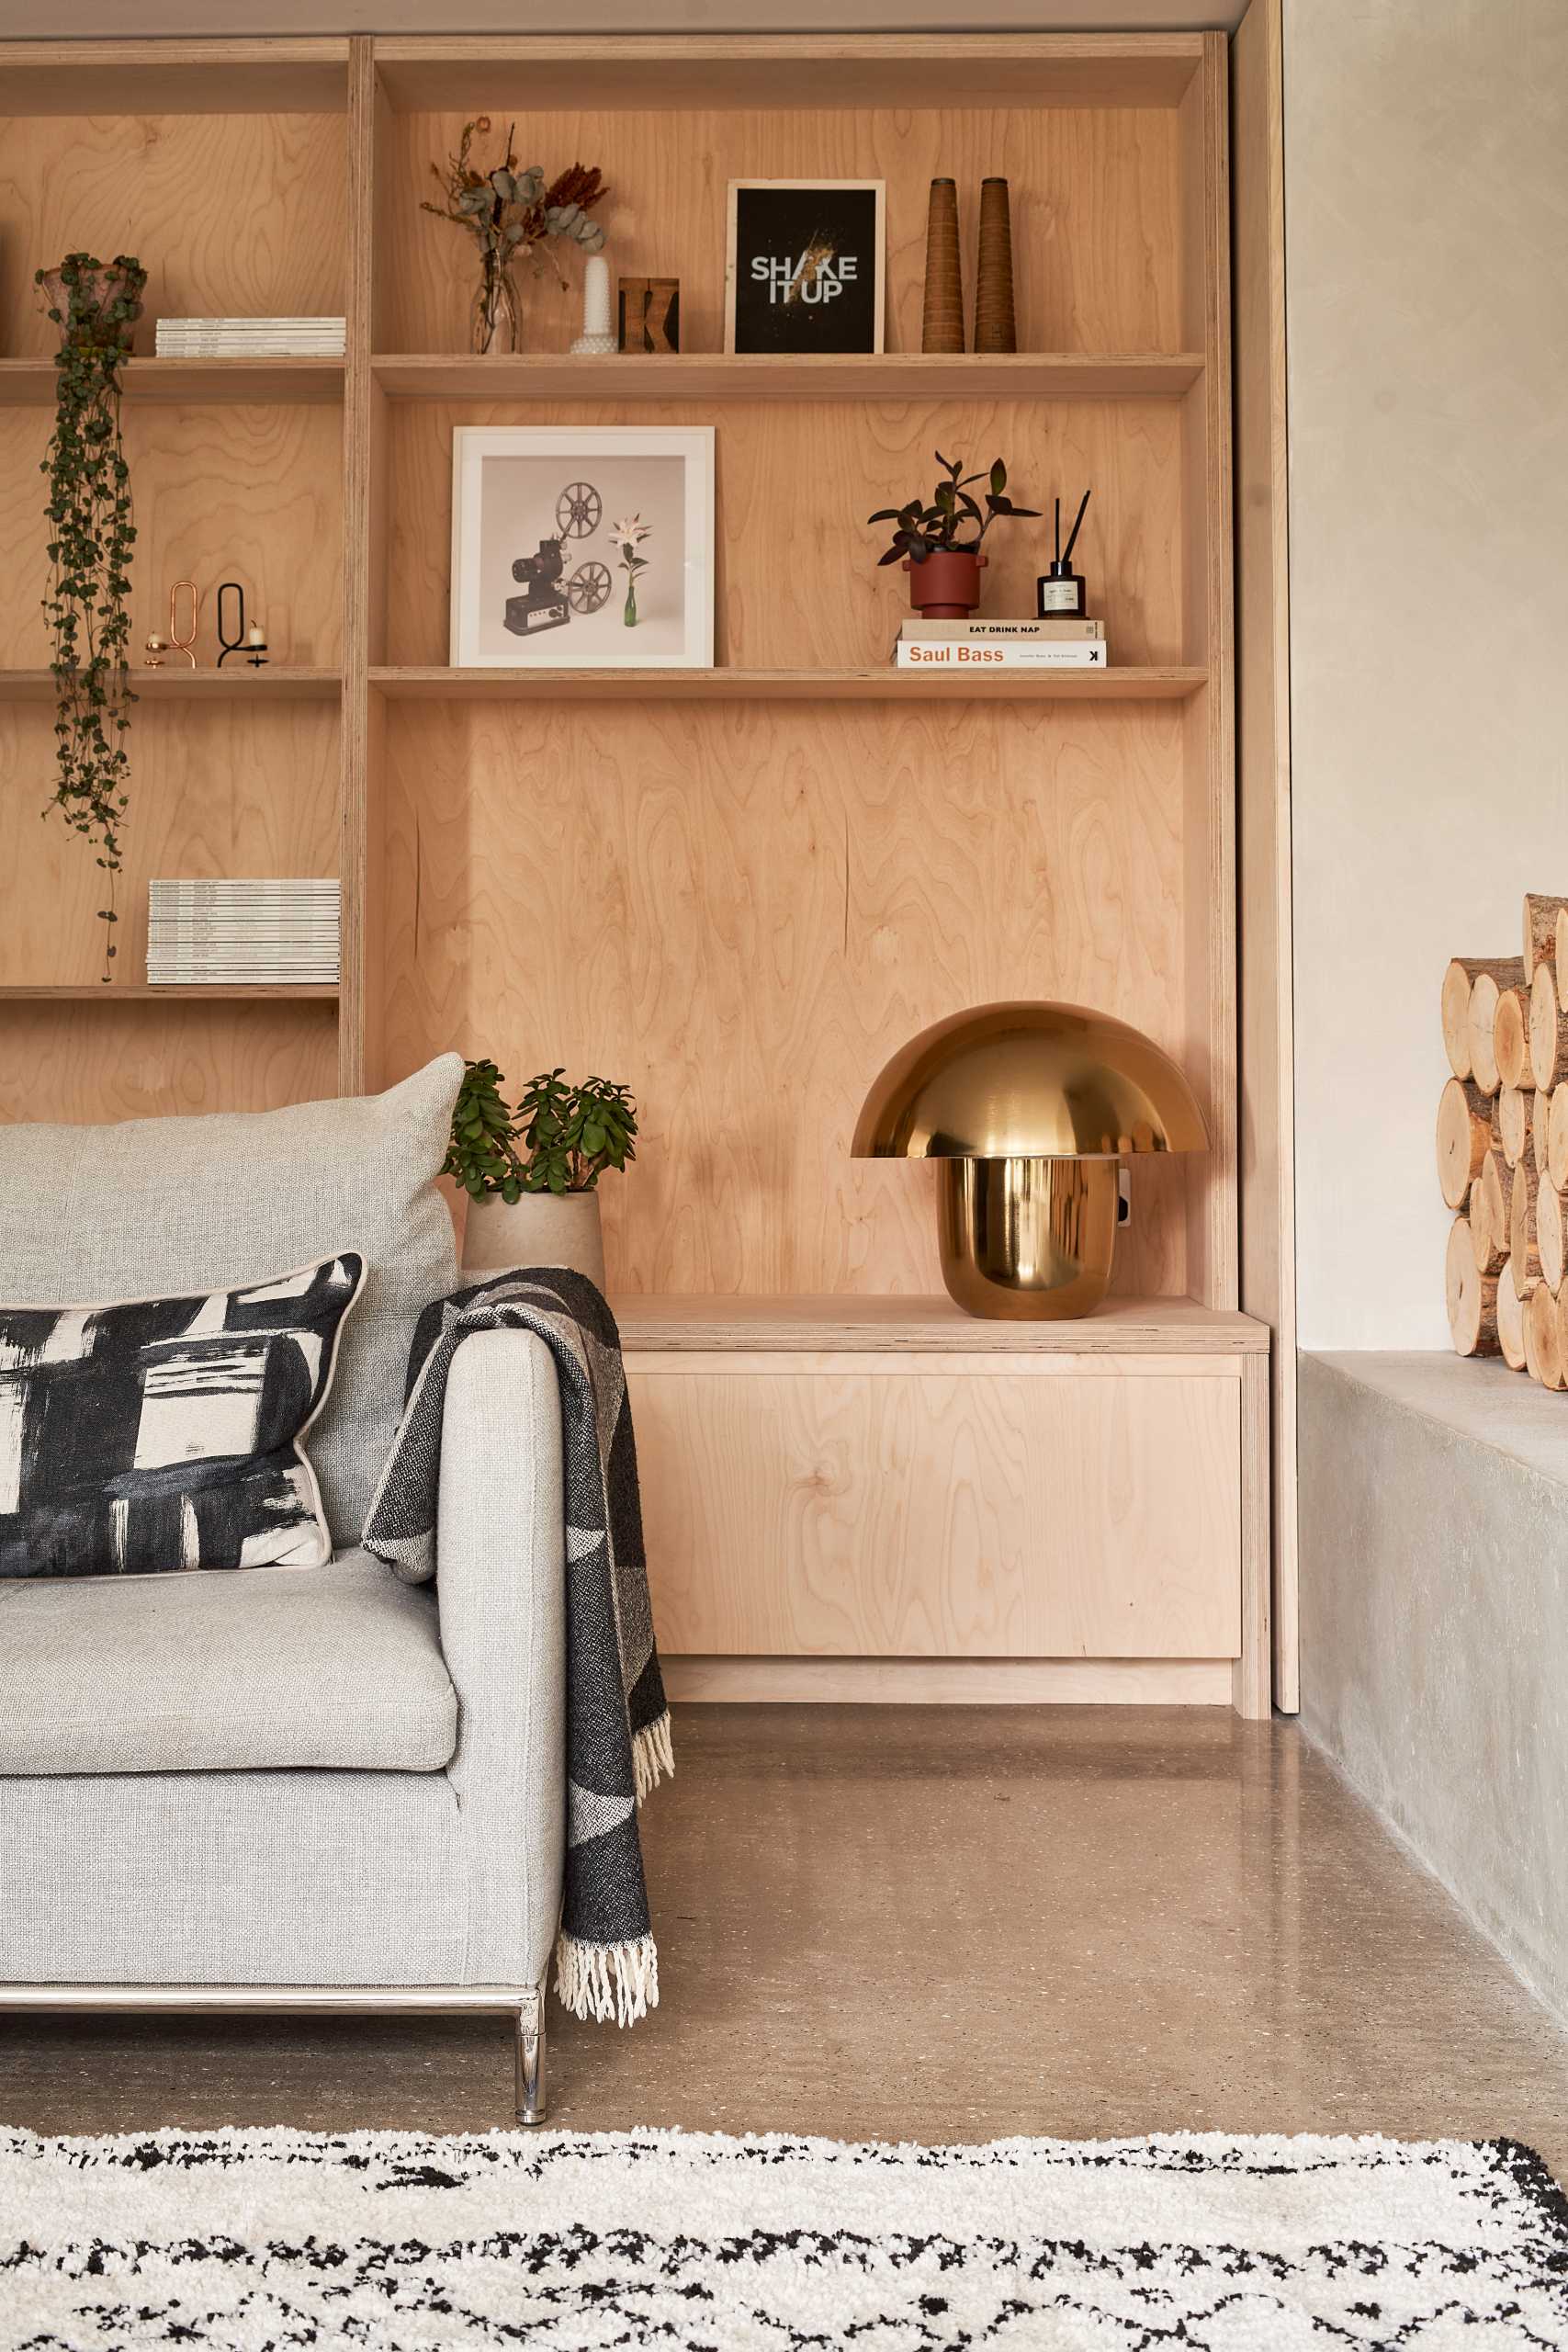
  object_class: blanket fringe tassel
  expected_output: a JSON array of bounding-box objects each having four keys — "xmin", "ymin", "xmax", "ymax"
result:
[
  {"xmin": 633, "ymin": 1709, "xmax": 675, "ymax": 1804},
  {"xmin": 555, "ymin": 1930, "xmax": 660, "ymax": 2027}
]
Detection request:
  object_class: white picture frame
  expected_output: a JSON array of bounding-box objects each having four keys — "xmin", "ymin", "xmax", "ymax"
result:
[
  {"xmin": 725, "ymin": 179, "xmax": 886, "ymax": 356},
  {"xmin": 449, "ymin": 424, "xmax": 716, "ymax": 669}
]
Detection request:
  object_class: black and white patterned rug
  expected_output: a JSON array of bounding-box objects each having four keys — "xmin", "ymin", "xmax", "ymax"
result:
[{"xmin": 4, "ymin": 2126, "xmax": 1566, "ymax": 2348}]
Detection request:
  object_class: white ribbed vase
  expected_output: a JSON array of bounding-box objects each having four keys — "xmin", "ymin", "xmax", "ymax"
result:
[{"xmin": 461, "ymin": 1190, "xmax": 607, "ymax": 1290}]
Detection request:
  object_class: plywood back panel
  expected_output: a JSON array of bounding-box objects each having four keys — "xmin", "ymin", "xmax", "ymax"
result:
[
  {"xmin": 0, "ymin": 111, "xmax": 345, "ymax": 356},
  {"xmin": 378, "ymin": 105, "xmax": 1184, "ymax": 360},
  {"xmin": 385, "ymin": 395, "xmax": 1187, "ymax": 670},
  {"xmin": 379, "ymin": 695, "xmax": 1191, "ymax": 1296},
  {"xmin": 0, "ymin": 700, "xmax": 339, "ymax": 988},
  {"xmin": 0, "ymin": 999, "xmax": 338, "ymax": 1125},
  {"xmin": 0, "ymin": 402, "xmax": 344, "ymax": 670}
]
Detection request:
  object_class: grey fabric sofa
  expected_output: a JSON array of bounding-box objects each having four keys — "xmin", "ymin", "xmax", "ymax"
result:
[{"xmin": 0, "ymin": 1063, "xmax": 568, "ymax": 2122}]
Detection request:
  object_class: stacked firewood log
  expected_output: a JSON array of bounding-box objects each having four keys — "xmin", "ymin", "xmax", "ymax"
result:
[{"xmin": 1439, "ymin": 894, "xmax": 1568, "ymax": 1382}]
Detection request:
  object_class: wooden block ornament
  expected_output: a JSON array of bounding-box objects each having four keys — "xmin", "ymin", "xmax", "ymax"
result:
[{"xmin": 618, "ymin": 277, "xmax": 681, "ymax": 353}]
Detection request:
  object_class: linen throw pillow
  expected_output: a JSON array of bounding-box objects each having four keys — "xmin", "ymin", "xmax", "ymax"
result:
[{"xmin": 0, "ymin": 1253, "xmax": 365, "ymax": 1580}]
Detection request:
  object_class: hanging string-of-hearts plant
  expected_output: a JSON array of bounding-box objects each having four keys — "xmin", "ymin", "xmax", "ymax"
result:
[{"xmin": 34, "ymin": 252, "xmax": 146, "ymax": 980}]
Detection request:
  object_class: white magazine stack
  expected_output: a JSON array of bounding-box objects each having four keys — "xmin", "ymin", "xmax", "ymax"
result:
[
  {"xmin": 147, "ymin": 880, "xmax": 341, "ymax": 986},
  {"xmin": 153, "ymin": 317, "xmax": 347, "ymax": 357}
]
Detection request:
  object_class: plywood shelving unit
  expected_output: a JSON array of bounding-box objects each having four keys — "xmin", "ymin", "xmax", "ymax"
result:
[{"xmin": 0, "ymin": 31, "xmax": 1270, "ymax": 1710}]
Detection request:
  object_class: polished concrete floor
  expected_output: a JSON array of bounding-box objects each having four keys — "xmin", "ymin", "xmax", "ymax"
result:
[{"xmin": 6, "ymin": 1707, "xmax": 1568, "ymax": 2179}]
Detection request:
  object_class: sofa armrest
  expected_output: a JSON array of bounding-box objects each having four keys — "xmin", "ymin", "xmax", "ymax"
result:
[{"xmin": 435, "ymin": 1326, "xmax": 566, "ymax": 1988}]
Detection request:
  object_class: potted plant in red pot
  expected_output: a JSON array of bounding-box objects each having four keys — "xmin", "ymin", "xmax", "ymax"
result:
[{"xmin": 869, "ymin": 450, "xmax": 1039, "ymax": 619}]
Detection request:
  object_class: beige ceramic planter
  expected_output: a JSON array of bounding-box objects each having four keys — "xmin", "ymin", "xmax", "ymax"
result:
[{"xmin": 461, "ymin": 1190, "xmax": 607, "ymax": 1292}]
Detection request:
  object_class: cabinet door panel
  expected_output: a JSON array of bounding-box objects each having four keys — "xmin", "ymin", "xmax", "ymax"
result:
[{"xmin": 632, "ymin": 1365, "xmax": 1241, "ymax": 1659}]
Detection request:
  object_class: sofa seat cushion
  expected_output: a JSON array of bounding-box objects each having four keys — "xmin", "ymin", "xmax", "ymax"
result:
[{"xmin": 0, "ymin": 1550, "xmax": 457, "ymax": 1775}]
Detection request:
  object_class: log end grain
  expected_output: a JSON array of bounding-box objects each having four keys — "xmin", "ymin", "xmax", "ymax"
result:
[
  {"xmin": 1438, "ymin": 1076, "xmax": 1492, "ymax": 1207},
  {"xmin": 1477, "ymin": 1148, "xmax": 1516, "ymax": 1269},
  {"xmin": 1495, "ymin": 984, "xmax": 1533, "ymax": 1091},
  {"xmin": 1510, "ymin": 1152, "xmax": 1542, "ymax": 1280},
  {"xmin": 1447, "ymin": 1215, "xmax": 1501, "ymax": 1356},
  {"xmin": 1469, "ymin": 972, "xmax": 1505, "ymax": 1095},
  {"xmin": 1524, "ymin": 893, "xmax": 1568, "ymax": 982},
  {"xmin": 1529, "ymin": 1275, "xmax": 1566, "ymax": 1388},
  {"xmin": 1442, "ymin": 959, "xmax": 1476, "ymax": 1080},
  {"xmin": 1539, "ymin": 1176, "xmax": 1566, "ymax": 1294},
  {"xmin": 1498, "ymin": 1260, "xmax": 1534, "ymax": 1369}
]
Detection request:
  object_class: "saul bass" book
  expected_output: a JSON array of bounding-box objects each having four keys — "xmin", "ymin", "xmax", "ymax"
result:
[{"xmin": 895, "ymin": 639, "xmax": 1108, "ymax": 669}]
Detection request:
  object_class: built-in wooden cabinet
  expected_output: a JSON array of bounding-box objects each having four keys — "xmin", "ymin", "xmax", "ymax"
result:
[{"xmin": 0, "ymin": 32, "xmax": 1270, "ymax": 1713}]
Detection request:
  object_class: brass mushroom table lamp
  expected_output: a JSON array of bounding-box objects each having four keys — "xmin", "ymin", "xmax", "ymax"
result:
[{"xmin": 852, "ymin": 1001, "xmax": 1209, "ymax": 1319}]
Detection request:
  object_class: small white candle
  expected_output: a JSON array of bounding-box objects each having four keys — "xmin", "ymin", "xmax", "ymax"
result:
[
  {"xmin": 247, "ymin": 625, "xmax": 265, "ymax": 646},
  {"xmin": 581, "ymin": 254, "xmax": 612, "ymax": 340}
]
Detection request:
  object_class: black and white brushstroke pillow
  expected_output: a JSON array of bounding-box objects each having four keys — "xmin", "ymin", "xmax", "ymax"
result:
[{"xmin": 0, "ymin": 1252, "xmax": 365, "ymax": 1580}]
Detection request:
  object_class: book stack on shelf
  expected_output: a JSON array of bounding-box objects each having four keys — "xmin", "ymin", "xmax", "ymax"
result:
[
  {"xmin": 895, "ymin": 618, "xmax": 1108, "ymax": 671},
  {"xmin": 153, "ymin": 316, "xmax": 347, "ymax": 357},
  {"xmin": 147, "ymin": 880, "xmax": 341, "ymax": 987}
]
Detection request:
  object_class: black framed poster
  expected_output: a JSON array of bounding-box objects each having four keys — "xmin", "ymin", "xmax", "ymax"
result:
[{"xmin": 724, "ymin": 179, "xmax": 886, "ymax": 356}]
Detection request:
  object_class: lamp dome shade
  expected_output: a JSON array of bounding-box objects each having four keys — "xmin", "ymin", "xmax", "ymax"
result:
[{"xmin": 852, "ymin": 1001, "xmax": 1209, "ymax": 1161}]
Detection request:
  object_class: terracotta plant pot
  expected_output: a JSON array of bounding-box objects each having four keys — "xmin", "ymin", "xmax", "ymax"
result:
[
  {"xmin": 903, "ymin": 548, "xmax": 987, "ymax": 620},
  {"xmin": 460, "ymin": 1189, "xmax": 607, "ymax": 1292}
]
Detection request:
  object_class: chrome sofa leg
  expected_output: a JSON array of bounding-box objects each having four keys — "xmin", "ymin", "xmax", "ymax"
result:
[{"xmin": 514, "ymin": 1981, "xmax": 547, "ymax": 2125}]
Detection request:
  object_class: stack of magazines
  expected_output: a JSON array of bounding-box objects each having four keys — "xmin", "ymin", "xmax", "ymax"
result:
[
  {"xmin": 154, "ymin": 316, "xmax": 347, "ymax": 357},
  {"xmin": 148, "ymin": 879, "xmax": 341, "ymax": 986}
]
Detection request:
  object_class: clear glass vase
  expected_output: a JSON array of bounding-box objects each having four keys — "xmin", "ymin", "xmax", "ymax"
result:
[
  {"xmin": 470, "ymin": 254, "xmax": 522, "ymax": 356},
  {"xmin": 623, "ymin": 576, "xmax": 638, "ymax": 628}
]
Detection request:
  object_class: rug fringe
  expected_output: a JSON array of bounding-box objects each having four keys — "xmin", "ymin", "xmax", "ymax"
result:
[
  {"xmin": 555, "ymin": 1930, "xmax": 660, "ymax": 2027},
  {"xmin": 633, "ymin": 1710, "xmax": 675, "ymax": 1804}
]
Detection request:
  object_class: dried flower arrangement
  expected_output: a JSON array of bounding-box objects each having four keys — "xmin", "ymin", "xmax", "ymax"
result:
[{"xmin": 422, "ymin": 119, "xmax": 609, "ymax": 355}]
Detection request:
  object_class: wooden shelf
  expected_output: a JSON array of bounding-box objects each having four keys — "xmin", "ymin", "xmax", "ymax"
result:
[
  {"xmin": 373, "ymin": 35, "xmax": 1204, "ymax": 112},
  {"xmin": 371, "ymin": 665, "xmax": 1206, "ymax": 704},
  {"xmin": 0, "ymin": 40, "xmax": 348, "ymax": 116},
  {"xmin": 371, "ymin": 352, "xmax": 1203, "ymax": 404},
  {"xmin": 0, "ymin": 669, "xmax": 341, "ymax": 703},
  {"xmin": 0, "ymin": 357, "xmax": 344, "ymax": 407},
  {"xmin": 615, "ymin": 1295, "xmax": 1269, "ymax": 1356},
  {"xmin": 0, "ymin": 984, "xmax": 339, "ymax": 1002}
]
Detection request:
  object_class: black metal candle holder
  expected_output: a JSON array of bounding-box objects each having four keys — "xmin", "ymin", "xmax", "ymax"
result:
[{"xmin": 215, "ymin": 581, "xmax": 268, "ymax": 669}]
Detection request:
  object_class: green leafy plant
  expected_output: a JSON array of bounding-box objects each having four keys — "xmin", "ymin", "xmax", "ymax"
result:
[
  {"xmin": 34, "ymin": 252, "xmax": 146, "ymax": 980},
  {"xmin": 445, "ymin": 1058, "xmax": 638, "ymax": 1202},
  {"xmin": 868, "ymin": 449, "xmax": 1039, "ymax": 566}
]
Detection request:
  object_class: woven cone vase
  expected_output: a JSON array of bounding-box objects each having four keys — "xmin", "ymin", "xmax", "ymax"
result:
[
  {"xmin": 920, "ymin": 177, "xmax": 964, "ymax": 354},
  {"xmin": 974, "ymin": 176, "xmax": 1018, "ymax": 354}
]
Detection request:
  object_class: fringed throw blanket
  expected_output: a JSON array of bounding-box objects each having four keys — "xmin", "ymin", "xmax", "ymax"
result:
[{"xmin": 363, "ymin": 1268, "xmax": 672, "ymax": 2027}]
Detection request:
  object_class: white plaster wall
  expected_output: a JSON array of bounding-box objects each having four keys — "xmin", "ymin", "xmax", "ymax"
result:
[{"xmin": 1285, "ymin": 0, "xmax": 1568, "ymax": 1350}]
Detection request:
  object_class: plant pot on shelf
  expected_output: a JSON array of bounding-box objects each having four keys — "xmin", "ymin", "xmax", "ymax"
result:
[
  {"xmin": 903, "ymin": 549, "xmax": 987, "ymax": 620},
  {"xmin": 39, "ymin": 260, "xmax": 142, "ymax": 354},
  {"xmin": 461, "ymin": 1188, "xmax": 607, "ymax": 1291}
]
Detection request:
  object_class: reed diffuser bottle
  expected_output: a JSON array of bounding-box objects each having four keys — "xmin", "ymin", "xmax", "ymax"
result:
[{"xmin": 1037, "ymin": 489, "xmax": 1091, "ymax": 617}]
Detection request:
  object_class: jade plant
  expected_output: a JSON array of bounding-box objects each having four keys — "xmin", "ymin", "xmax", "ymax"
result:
[
  {"xmin": 34, "ymin": 252, "xmax": 146, "ymax": 980},
  {"xmin": 869, "ymin": 449, "xmax": 1039, "ymax": 565},
  {"xmin": 446, "ymin": 1058, "xmax": 638, "ymax": 1201}
]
